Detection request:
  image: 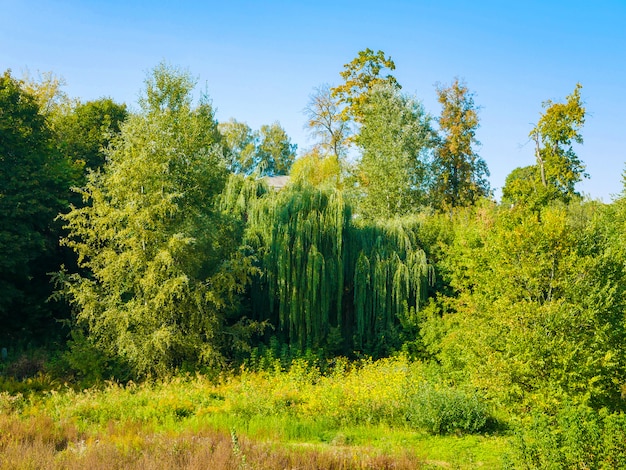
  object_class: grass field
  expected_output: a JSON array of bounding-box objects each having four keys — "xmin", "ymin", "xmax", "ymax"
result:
[{"xmin": 0, "ymin": 356, "xmax": 510, "ymax": 469}]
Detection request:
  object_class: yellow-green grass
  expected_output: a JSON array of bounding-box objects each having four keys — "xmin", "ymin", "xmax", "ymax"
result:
[{"xmin": 0, "ymin": 356, "xmax": 509, "ymax": 468}]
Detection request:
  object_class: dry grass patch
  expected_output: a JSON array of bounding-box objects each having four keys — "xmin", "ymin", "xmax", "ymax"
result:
[{"xmin": 0, "ymin": 414, "xmax": 425, "ymax": 469}]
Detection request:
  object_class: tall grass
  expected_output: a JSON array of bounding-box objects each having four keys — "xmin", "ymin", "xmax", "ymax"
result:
[
  {"xmin": 223, "ymin": 356, "xmax": 492, "ymax": 434},
  {"xmin": 10, "ymin": 355, "xmax": 492, "ymax": 436},
  {"xmin": 0, "ymin": 355, "xmax": 502, "ymax": 468},
  {"xmin": 0, "ymin": 413, "xmax": 423, "ymax": 469}
]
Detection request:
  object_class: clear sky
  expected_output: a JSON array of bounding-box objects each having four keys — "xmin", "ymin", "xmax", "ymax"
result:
[{"xmin": 2, "ymin": 0, "xmax": 625, "ymax": 201}]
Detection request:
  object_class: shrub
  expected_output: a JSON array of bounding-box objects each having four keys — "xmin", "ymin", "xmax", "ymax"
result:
[
  {"xmin": 504, "ymin": 403, "xmax": 626, "ymax": 469},
  {"xmin": 4, "ymin": 354, "xmax": 45, "ymax": 379},
  {"xmin": 54, "ymin": 329, "xmax": 131, "ymax": 386},
  {"xmin": 407, "ymin": 384, "xmax": 490, "ymax": 434}
]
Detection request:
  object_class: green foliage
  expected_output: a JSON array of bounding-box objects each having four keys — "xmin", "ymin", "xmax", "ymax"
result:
[
  {"xmin": 510, "ymin": 84, "xmax": 586, "ymax": 207},
  {"xmin": 244, "ymin": 184, "xmax": 350, "ymax": 350},
  {"xmin": 424, "ymin": 203, "xmax": 626, "ymax": 410},
  {"xmin": 51, "ymin": 328, "xmax": 131, "ymax": 386},
  {"xmin": 219, "ymin": 119, "xmax": 296, "ymax": 176},
  {"xmin": 501, "ymin": 165, "xmax": 544, "ymax": 208},
  {"xmin": 290, "ymin": 149, "xmax": 342, "ymax": 189},
  {"xmin": 227, "ymin": 180, "xmax": 432, "ymax": 355},
  {"xmin": 256, "ymin": 122, "xmax": 297, "ymax": 176},
  {"xmin": 505, "ymin": 404, "xmax": 626, "ymax": 469},
  {"xmin": 408, "ymin": 383, "xmax": 491, "ymax": 435},
  {"xmin": 0, "ymin": 70, "xmax": 76, "ymax": 342},
  {"xmin": 356, "ymin": 83, "xmax": 435, "ymax": 219},
  {"xmin": 58, "ymin": 63, "xmax": 249, "ymax": 377},
  {"xmin": 223, "ymin": 356, "xmax": 493, "ymax": 436},
  {"xmin": 55, "ymin": 97, "xmax": 128, "ymax": 173},
  {"xmin": 431, "ymin": 78, "xmax": 490, "ymax": 210},
  {"xmin": 219, "ymin": 119, "xmax": 258, "ymax": 174}
]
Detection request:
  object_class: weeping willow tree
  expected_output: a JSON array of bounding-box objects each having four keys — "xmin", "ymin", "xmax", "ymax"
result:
[
  {"xmin": 346, "ymin": 218, "xmax": 432, "ymax": 352},
  {"xmin": 223, "ymin": 177, "xmax": 432, "ymax": 354}
]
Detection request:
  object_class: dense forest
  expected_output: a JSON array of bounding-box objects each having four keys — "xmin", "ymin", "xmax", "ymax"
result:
[{"xmin": 2, "ymin": 50, "xmax": 626, "ymax": 467}]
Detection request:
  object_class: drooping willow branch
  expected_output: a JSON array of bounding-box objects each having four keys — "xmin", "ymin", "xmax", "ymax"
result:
[{"xmin": 222, "ymin": 175, "xmax": 433, "ymax": 353}]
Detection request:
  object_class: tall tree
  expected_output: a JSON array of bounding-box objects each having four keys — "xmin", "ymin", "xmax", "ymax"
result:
[
  {"xmin": 303, "ymin": 83, "xmax": 351, "ymax": 160},
  {"xmin": 219, "ymin": 120, "xmax": 295, "ymax": 177},
  {"xmin": 430, "ymin": 79, "xmax": 490, "ymax": 210},
  {"xmin": 218, "ymin": 118, "xmax": 258, "ymax": 175},
  {"xmin": 356, "ymin": 83, "xmax": 434, "ymax": 219},
  {"xmin": 256, "ymin": 122, "xmax": 296, "ymax": 176},
  {"xmin": 59, "ymin": 63, "xmax": 247, "ymax": 376},
  {"xmin": 502, "ymin": 85, "xmax": 586, "ymax": 207},
  {"xmin": 331, "ymin": 48, "xmax": 399, "ymax": 124},
  {"xmin": 530, "ymin": 83, "xmax": 586, "ymax": 203},
  {"xmin": 225, "ymin": 181, "xmax": 431, "ymax": 354},
  {"xmin": 0, "ymin": 70, "xmax": 75, "ymax": 342},
  {"xmin": 56, "ymin": 98, "xmax": 128, "ymax": 172}
]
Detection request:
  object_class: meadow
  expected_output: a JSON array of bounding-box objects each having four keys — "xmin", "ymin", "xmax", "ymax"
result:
[{"xmin": 0, "ymin": 355, "xmax": 508, "ymax": 469}]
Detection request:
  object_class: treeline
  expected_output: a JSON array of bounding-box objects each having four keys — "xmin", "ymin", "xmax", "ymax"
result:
[{"xmin": 2, "ymin": 49, "xmax": 624, "ymax": 411}]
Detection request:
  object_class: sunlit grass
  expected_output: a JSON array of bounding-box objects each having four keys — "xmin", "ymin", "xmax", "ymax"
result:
[{"xmin": 0, "ymin": 355, "xmax": 508, "ymax": 468}]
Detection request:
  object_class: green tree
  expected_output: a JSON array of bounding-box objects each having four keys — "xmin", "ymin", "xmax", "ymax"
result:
[
  {"xmin": 23, "ymin": 72, "xmax": 128, "ymax": 179},
  {"xmin": 356, "ymin": 83, "xmax": 434, "ymax": 219},
  {"xmin": 290, "ymin": 148, "xmax": 342, "ymax": 189},
  {"xmin": 430, "ymin": 79, "xmax": 490, "ymax": 210},
  {"xmin": 59, "ymin": 64, "xmax": 248, "ymax": 376},
  {"xmin": 501, "ymin": 165, "xmax": 543, "ymax": 207},
  {"xmin": 529, "ymin": 83, "xmax": 586, "ymax": 203},
  {"xmin": 256, "ymin": 122, "xmax": 296, "ymax": 176},
  {"xmin": 219, "ymin": 120, "xmax": 295, "ymax": 176},
  {"xmin": 502, "ymin": 85, "xmax": 586, "ymax": 208},
  {"xmin": 424, "ymin": 204, "xmax": 626, "ymax": 410},
  {"xmin": 218, "ymin": 118, "xmax": 258, "ymax": 175},
  {"xmin": 226, "ymin": 181, "xmax": 431, "ymax": 354},
  {"xmin": 331, "ymin": 48, "xmax": 399, "ymax": 124},
  {"xmin": 0, "ymin": 70, "xmax": 75, "ymax": 342},
  {"xmin": 56, "ymin": 98, "xmax": 128, "ymax": 172}
]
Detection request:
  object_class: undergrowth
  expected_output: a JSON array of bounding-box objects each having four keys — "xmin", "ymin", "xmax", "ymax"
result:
[{"xmin": 0, "ymin": 355, "xmax": 504, "ymax": 468}]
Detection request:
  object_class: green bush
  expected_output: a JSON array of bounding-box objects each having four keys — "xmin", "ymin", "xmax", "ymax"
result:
[
  {"xmin": 505, "ymin": 404, "xmax": 626, "ymax": 469},
  {"xmin": 407, "ymin": 384, "xmax": 490, "ymax": 434},
  {"xmin": 49, "ymin": 329, "xmax": 131, "ymax": 386}
]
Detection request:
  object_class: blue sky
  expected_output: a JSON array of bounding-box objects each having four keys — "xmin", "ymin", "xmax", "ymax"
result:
[{"xmin": 2, "ymin": 0, "xmax": 625, "ymax": 201}]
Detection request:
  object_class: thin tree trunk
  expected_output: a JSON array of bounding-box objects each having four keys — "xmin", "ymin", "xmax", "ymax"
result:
[{"xmin": 533, "ymin": 132, "xmax": 547, "ymax": 187}]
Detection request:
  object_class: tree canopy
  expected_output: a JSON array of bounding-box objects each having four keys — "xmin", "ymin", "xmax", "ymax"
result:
[
  {"xmin": 223, "ymin": 179, "xmax": 432, "ymax": 356},
  {"xmin": 504, "ymin": 84, "xmax": 586, "ymax": 207},
  {"xmin": 430, "ymin": 79, "xmax": 490, "ymax": 210},
  {"xmin": 0, "ymin": 71, "xmax": 75, "ymax": 342},
  {"xmin": 58, "ymin": 64, "xmax": 248, "ymax": 376},
  {"xmin": 356, "ymin": 83, "xmax": 434, "ymax": 219},
  {"xmin": 331, "ymin": 48, "xmax": 399, "ymax": 124},
  {"xmin": 219, "ymin": 119, "xmax": 296, "ymax": 176},
  {"xmin": 423, "ymin": 203, "xmax": 626, "ymax": 410}
]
